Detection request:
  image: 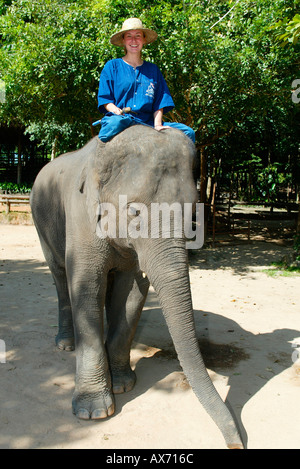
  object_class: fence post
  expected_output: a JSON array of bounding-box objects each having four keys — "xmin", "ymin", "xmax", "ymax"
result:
[{"xmin": 6, "ymin": 200, "xmax": 10, "ymax": 214}]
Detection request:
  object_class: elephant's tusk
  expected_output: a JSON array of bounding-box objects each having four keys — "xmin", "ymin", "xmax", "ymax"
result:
[{"xmin": 142, "ymin": 272, "xmax": 147, "ymax": 278}]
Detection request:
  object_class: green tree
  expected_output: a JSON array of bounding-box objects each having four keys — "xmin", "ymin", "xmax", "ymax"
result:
[
  {"xmin": 0, "ymin": 0, "xmax": 117, "ymax": 155},
  {"xmin": 0, "ymin": 0, "xmax": 299, "ymax": 200},
  {"xmin": 271, "ymin": 2, "xmax": 300, "ymax": 231},
  {"xmin": 273, "ymin": 13, "xmax": 300, "ymax": 46}
]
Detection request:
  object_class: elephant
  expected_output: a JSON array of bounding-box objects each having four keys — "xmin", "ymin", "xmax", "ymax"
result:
[{"xmin": 30, "ymin": 125, "xmax": 243, "ymax": 449}]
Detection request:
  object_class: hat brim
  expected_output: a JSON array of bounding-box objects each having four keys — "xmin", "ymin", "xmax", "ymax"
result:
[{"xmin": 110, "ymin": 28, "xmax": 158, "ymax": 47}]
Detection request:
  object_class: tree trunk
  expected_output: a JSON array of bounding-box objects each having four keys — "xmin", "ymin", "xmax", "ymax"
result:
[
  {"xmin": 51, "ymin": 135, "xmax": 59, "ymax": 160},
  {"xmin": 199, "ymin": 147, "xmax": 207, "ymax": 203},
  {"xmin": 199, "ymin": 148, "xmax": 209, "ymax": 242},
  {"xmin": 17, "ymin": 135, "xmax": 22, "ymax": 185}
]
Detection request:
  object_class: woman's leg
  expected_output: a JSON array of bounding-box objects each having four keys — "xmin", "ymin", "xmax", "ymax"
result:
[
  {"xmin": 99, "ymin": 114, "xmax": 136, "ymax": 142},
  {"xmin": 163, "ymin": 122, "xmax": 195, "ymax": 143},
  {"xmin": 99, "ymin": 114, "xmax": 196, "ymax": 144}
]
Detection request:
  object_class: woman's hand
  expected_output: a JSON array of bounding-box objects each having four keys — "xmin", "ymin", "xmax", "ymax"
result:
[
  {"xmin": 104, "ymin": 103, "xmax": 123, "ymax": 115},
  {"xmin": 155, "ymin": 124, "xmax": 171, "ymax": 131}
]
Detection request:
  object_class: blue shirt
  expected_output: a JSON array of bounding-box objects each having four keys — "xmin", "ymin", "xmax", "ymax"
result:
[{"xmin": 98, "ymin": 58, "xmax": 175, "ymax": 126}]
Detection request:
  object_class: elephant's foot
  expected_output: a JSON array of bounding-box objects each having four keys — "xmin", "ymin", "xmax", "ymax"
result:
[
  {"xmin": 72, "ymin": 390, "xmax": 115, "ymax": 420},
  {"xmin": 227, "ymin": 443, "xmax": 244, "ymax": 449},
  {"xmin": 111, "ymin": 367, "xmax": 136, "ymax": 394},
  {"xmin": 55, "ymin": 334, "xmax": 75, "ymax": 351}
]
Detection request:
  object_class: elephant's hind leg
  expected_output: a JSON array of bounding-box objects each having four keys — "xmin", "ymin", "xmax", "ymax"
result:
[
  {"xmin": 54, "ymin": 273, "xmax": 74, "ymax": 351},
  {"xmin": 39, "ymin": 238, "xmax": 74, "ymax": 351},
  {"xmin": 105, "ymin": 270, "xmax": 149, "ymax": 394}
]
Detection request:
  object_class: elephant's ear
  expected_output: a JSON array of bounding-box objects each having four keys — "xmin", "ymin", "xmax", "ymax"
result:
[{"xmin": 78, "ymin": 163, "xmax": 100, "ymax": 228}]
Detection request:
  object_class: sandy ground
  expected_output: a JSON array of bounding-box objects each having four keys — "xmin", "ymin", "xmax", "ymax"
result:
[{"xmin": 0, "ymin": 221, "xmax": 300, "ymax": 450}]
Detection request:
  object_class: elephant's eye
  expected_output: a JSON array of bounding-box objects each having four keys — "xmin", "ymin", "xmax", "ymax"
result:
[{"xmin": 128, "ymin": 205, "xmax": 140, "ymax": 217}]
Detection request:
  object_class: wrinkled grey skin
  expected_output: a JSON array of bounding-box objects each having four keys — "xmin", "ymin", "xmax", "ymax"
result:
[{"xmin": 30, "ymin": 126, "xmax": 243, "ymax": 448}]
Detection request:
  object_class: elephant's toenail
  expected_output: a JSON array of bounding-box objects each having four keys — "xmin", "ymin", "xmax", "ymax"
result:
[{"xmin": 76, "ymin": 409, "xmax": 90, "ymax": 420}]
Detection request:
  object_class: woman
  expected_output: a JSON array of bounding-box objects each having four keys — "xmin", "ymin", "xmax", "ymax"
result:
[{"xmin": 97, "ymin": 18, "xmax": 195, "ymax": 143}]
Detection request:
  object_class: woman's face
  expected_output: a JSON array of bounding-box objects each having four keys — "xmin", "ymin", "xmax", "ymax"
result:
[{"xmin": 123, "ymin": 30, "xmax": 146, "ymax": 54}]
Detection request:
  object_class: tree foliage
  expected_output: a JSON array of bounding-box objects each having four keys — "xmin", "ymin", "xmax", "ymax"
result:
[{"xmin": 273, "ymin": 13, "xmax": 300, "ymax": 46}]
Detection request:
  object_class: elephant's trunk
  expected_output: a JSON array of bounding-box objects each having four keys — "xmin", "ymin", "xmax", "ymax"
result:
[{"xmin": 138, "ymin": 239, "xmax": 243, "ymax": 449}]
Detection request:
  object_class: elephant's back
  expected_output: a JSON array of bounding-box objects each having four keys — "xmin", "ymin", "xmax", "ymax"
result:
[
  {"xmin": 32, "ymin": 137, "xmax": 98, "ymax": 193},
  {"xmin": 30, "ymin": 137, "xmax": 99, "ymax": 219},
  {"xmin": 34, "ymin": 137, "xmax": 98, "ymax": 183}
]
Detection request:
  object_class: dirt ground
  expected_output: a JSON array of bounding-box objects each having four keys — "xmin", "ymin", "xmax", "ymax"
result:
[{"xmin": 0, "ymin": 215, "xmax": 300, "ymax": 449}]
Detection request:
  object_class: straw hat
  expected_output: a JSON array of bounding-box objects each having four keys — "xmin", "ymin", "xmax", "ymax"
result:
[{"xmin": 110, "ymin": 18, "xmax": 158, "ymax": 47}]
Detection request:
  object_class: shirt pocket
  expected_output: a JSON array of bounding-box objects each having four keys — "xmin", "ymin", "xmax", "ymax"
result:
[{"xmin": 140, "ymin": 79, "xmax": 157, "ymax": 104}]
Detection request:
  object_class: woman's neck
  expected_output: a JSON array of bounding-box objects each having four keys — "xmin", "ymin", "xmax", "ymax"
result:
[{"xmin": 122, "ymin": 53, "xmax": 143, "ymax": 68}]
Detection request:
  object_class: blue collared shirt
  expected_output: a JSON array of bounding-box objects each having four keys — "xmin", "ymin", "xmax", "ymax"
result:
[{"xmin": 98, "ymin": 58, "xmax": 175, "ymax": 126}]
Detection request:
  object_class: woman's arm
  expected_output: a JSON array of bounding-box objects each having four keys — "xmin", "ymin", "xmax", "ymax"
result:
[
  {"xmin": 154, "ymin": 108, "xmax": 163, "ymax": 129},
  {"xmin": 154, "ymin": 108, "xmax": 171, "ymax": 131}
]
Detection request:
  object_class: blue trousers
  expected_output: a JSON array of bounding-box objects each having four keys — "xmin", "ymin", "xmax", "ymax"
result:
[{"xmin": 99, "ymin": 113, "xmax": 195, "ymax": 143}]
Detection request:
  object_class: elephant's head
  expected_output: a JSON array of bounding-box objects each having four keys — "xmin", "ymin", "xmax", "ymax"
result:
[
  {"xmin": 82, "ymin": 125, "xmax": 243, "ymax": 448},
  {"xmin": 93, "ymin": 126, "xmax": 198, "ymax": 249}
]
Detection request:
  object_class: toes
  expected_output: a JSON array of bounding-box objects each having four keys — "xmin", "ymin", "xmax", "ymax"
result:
[
  {"xmin": 112, "ymin": 384, "xmax": 126, "ymax": 394},
  {"xmin": 90, "ymin": 409, "xmax": 108, "ymax": 419},
  {"xmin": 56, "ymin": 336, "xmax": 75, "ymax": 351},
  {"xmin": 111, "ymin": 370, "xmax": 136, "ymax": 394},
  {"xmin": 91, "ymin": 404, "xmax": 115, "ymax": 420},
  {"xmin": 76, "ymin": 408, "xmax": 90, "ymax": 420},
  {"xmin": 112, "ymin": 382, "xmax": 134, "ymax": 394},
  {"xmin": 107, "ymin": 403, "xmax": 115, "ymax": 417},
  {"xmin": 59, "ymin": 343, "xmax": 74, "ymax": 351},
  {"xmin": 72, "ymin": 394, "xmax": 115, "ymax": 420}
]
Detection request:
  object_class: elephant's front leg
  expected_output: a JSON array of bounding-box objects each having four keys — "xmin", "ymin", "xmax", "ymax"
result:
[
  {"xmin": 105, "ymin": 270, "xmax": 149, "ymax": 394},
  {"xmin": 67, "ymin": 259, "xmax": 114, "ymax": 420}
]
